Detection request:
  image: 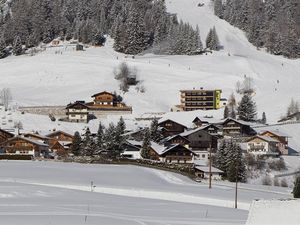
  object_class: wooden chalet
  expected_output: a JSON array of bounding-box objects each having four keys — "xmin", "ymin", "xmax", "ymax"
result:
[
  {"xmin": 158, "ymin": 119, "xmax": 187, "ymax": 137},
  {"xmin": 0, "ymin": 129, "xmax": 14, "ymax": 144},
  {"xmin": 46, "ymin": 130, "xmax": 74, "ymax": 149},
  {"xmin": 122, "ymin": 128, "xmax": 146, "ymax": 141},
  {"xmin": 222, "ymin": 118, "xmax": 256, "ymax": 136},
  {"xmin": 0, "ymin": 136, "xmax": 49, "ymax": 157},
  {"xmin": 149, "ymin": 142, "xmax": 196, "ymax": 164},
  {"xmin": 200, "ymin": 124, "xmax": 220, "ymax": 135},
  {"xmin": 161, "ymin": 134, "xmax": 190, "ymax": 147},
  {"xmin": 24, "ymin": 133, "xmax": 51, "ymax": 144},
  {"xmin": 180, "ymin": 128, "xmax": 218, "ymax": 151},
  {"xmin": 66, "ymin": 101, "xmax": 89, "ymax": 123},
  {"xmin": 245, "ymin": 135, "xmax": 280, "ymax": 156},
  {"xmin": 192, "ymin": 117, "xmax": 209, "ymax": 127},
  {"xmin": 86, "ymin": 91, "xmax": 132, "ymax": 111},
  {"xmin": 121, "ymin": 140, "xmax": 142, "ymax": 159},
  {"xmin": 194, "ymin": 166, "xmax": 223, "ymax": 180},
  {"xmin": 50, "ymin": 140, "xmax": 71, "ymax": 156},
  {"xmin": 260, "ymin": 131, "xmax": 289, "ymax": 155}
]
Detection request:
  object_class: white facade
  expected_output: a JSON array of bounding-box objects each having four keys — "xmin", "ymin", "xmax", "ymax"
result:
[
  {"xmin": 67, "ymin": 108, "xmax": 88, "ymax": 122},
  {"xmin": 121, "ymin": 150, "xmax": 141, "ymax": 159},
  {"xmin": 194, "ymin": 150, "xmax": 209, "ymax": 161}
]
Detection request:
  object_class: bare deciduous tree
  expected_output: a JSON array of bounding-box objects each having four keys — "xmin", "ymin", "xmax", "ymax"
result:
[{"xmin": 0, "ymin": 88, "xmax": 12, "ymax": 110}]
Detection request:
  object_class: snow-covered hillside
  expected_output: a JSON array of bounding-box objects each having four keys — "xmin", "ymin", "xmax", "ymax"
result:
[{"xmin": 1, "ymin": 0, "xmax": 299, "ymax": 124}]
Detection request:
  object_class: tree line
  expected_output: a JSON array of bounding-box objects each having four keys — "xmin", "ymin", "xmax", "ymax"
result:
[
  {"xmin": 0, "ymin": 0, "xmax": 206, "ymax": 58},
  {"xmin": 214, "ymin": 0, "xmax": 300, "ymax": 58}
]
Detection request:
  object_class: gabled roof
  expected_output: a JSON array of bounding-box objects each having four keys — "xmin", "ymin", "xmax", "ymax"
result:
[
  {"xmin": 24, "ymin": 133, "xmax": 51, "ymax": 140},
  {"xmin": 126, "ymin": 140, "xmax": 143, "ymax": 147},
  {"xmin": 260, "ymin": 130, "xmax": 289, "ymax": 138},
  {"xmin": 46, "ymin": 130, "xmax": 74, "ymax": 139},
  {"xmin": 222, "ymin": 117, "xmax": 258, "ymax": 127},
  {"xmin": 150, "ymin": 142, "xmax": 196, "ymax": 156},
  {"xmin": 161, "ymin": 134, "xmax": 190, "ymax": 144},
  {"xmin": 180, "ymin": 127, "xmax": 213, "ymax": 137},
  {"xmin": 158, "ymin": 119, "xmax": 188, "ymax": 128},
  {"xmin": 195, "ymin": 166, "xmax": 224, "ymax": 173},
  {"xmin": 247, "ymin": 135, "xmax": 280, "ymax": 143},
  {"xmin": 0, "ymin": 129, "xmax": 14, "ymax": 138},
  {"xmin": 66, "ymin": 101, "xmax": 89, "ymax": 109},
  {"xmin": 91, "ymin": 91, "xmax": 115, "ymax": 98},
  {"xmin": 200, "ymin": 124, "xmax": 220, "ymax": 130},
  {"xmin": 1, "ymin": 136, "xmax": 49, "ymax": 147}
]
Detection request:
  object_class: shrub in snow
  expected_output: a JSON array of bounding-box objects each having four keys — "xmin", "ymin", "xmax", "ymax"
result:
[
  {"xmin": 273, "ymin": 177, "xmax": 280, "ymax": 186},
  {"xmin": 293, "ymin": 176, "xmax": 300, "ymax": 198},
  {"xmin": 268, "ymin": 158, "xmax": 287, "ymax": 171},
  {"xmin": 262, "ymin": 175, "xmax": 272, "ymax": 186},
  {"xmin": 281, "ymin": 178, "xmax": 288, "ymax": 187}
]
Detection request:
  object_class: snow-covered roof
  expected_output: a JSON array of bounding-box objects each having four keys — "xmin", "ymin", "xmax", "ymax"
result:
[
  {"xmin": 180, "ymin": 127, "xmax": 203, "ymax": 137},
  {"xmin": 158, "ymin": 111, "xmax": 222, "ymax": 128},
  {"xmin": 259, "ymin": 130, "xmax": 289, "ymax": 137},
  {"xmin": 58, "ymin": 141, "xmax": 72, "ymax": 146},
  {"xmin": 195, "ymin": 166, "xmax": 223, "ymax": 173},
  {"xmin": 127, "ymin": 140, "xmax": 143, "ymax": 146},
  {"xmin": 4, "ymin": 136, "xmax": 49, "ymax": 147},
  {"xmin": 150, "ymin": 141, "xmax": 166, "ymax": 155},
  {"xmin": 247, "ymin": 135, "xmax": 280, "ymax": 143}
]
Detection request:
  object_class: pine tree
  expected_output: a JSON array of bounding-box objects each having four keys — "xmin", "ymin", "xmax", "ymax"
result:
[
  {"xmin": 205, "ymin": 28, "xmax": 213, "ymax": 49},
  {"xmin": 238, "ymin": 94, "xmax": 257, "ymax": 121},
  {"xmin": 224, "ymin": 106, "xmax": 229, "ymax": 119},
  {"xmin": 293, "ymin": 176, "xmax": 300, "ymax": 198},
  {"xmin": 13, "ymin": 36, "xmax": 22, "ymax": 56},
  {"xmin": 0, "ymin": 36, "xmax": 7, "ymax": 59},
  {"xmin": 113, "ymin": 117, "xmax": 126, "ymax": 157},
  {"xmin": 116, "ymin": 116, "xmax": 126, "ymax": 135},
  {"xmin": 261, "ymin": 112, "xmax": 267, "ymax": 124},
  {"xmin": 214, "ymin": 140, "xmax": 228, "ymax": 174},
  {"xmin": 81, "ymin": 127, "xmax": 92, "ymax": 155},
  {"xmin": 104, "ymin": 123, "xmax": 116, "ymax": 157},
  {"xmin": 72, "ymin": 131, "xmax": 82, "ymax": 156},
  {"xmin": 96, "ymin": 122, "xmax": 105, "ymax": 152},
  {"xmin": 141, "ymin": 128, "xmax": 151, "ymax": 159},
  {"xmin": 228, "ymin": 93, "xmax": 237, "ymax": 119},
  {"xmin": 150, "ymin": 118, "xmax": 163, "ymax": 142},
  {"xmin": 226, "ymin": 140, "xmax": 247, "ymax": 183},
  {"xmin": 124, "ymin": 3, "xmax": 147, "ymax": 55},
  {"xmin": 214, "ymin": 0, "xmax": 223, "ymax": 18}
]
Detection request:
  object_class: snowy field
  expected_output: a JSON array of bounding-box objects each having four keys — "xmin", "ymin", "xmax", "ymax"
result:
[{"xmin": 0, "ymin": 161, "xmax": 293, "ymax": 225}]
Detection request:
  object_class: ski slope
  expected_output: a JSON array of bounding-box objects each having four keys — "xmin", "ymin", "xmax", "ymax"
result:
[{"xmin": 0, "ymin": 161, "xmax": 292, "ymax": 225}]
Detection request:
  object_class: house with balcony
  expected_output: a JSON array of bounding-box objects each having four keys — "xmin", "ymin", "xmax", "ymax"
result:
[
  {"xmin": 222, "ymin": 118, "xmax": 257, "ymax": 136},
  {"xmin": 66, "ymin": 101, "xmax": 89, "ymax": 123},
  {"xmin": 158, "ymin": 119, "xmax": 188, "ymax": 137},
  {"xmin": 260, "ymin": 130, "xmax": 289, "ymax": 155},
  {"xmin": 149, "ymin": 142, "xmax": 196, "ymax": 164},
  {"xmin": 179, "ymin": 89, "xmax": 222, "ymax": 111},
  {"xmin": 245, "ymin": 135, "xmax": 280, "ymax": 156},
  {"xmin": 0, "ymin": 136, "xmax": 49, "ymax": 157}
]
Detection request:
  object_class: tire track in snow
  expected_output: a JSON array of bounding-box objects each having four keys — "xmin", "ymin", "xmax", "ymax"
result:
[{"xmin": 0, "ymin": 179, "xmax": 250, "ymax": 210}]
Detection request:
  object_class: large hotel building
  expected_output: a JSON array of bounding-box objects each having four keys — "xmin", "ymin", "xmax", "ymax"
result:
[{"xmin": 180, "ymin": 89, "xmax": 222, "ymax": 111}]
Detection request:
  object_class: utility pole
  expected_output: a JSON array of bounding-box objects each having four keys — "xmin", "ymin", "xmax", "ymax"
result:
[
  {"xmin": 209, "ymin": 142, "xmax": 212, "ymax": 189},
  {"xmin": 235, "ymin": 155, "xmax": 239, "ymax": 209}
]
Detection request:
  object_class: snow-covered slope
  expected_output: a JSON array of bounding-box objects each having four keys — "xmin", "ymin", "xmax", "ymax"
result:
[
  {"xmin": 0, "ymin": 161, "xmax": 292, "ymax": 225},
  {"xmin": 1, "ymin": 0, "xmax": 299, "ymax": 124}
]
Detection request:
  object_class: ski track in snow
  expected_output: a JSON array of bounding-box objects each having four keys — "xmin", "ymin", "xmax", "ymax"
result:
[{"xmin": 0, "ymin": 178, "xmax": 250, "ymax": 210}]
